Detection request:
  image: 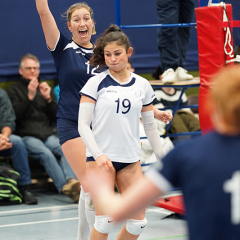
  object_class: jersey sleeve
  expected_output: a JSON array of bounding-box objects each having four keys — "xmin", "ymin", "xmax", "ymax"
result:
[
  {"xmin": 49, "ymin": 32, "xmax": 69, "ymax": 71},
  {"xmin": 79, "ymin": 76, "xmax": 99, "ymax": 101},
  {"xmin": 142, "ymin": 80, "xmax": 156, "ymax": 106}
]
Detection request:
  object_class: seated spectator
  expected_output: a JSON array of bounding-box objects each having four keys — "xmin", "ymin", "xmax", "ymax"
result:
[
  {"xmin": 152, "ymin": 66, "xmax": 200, "ymax": 142},
  {"xmin": 7, "ymin": 53, "xmax": 80, "ymax": 203},
  {"xmin": 0, "ymin": 87, "xmax": 37, "ymax": 204}
]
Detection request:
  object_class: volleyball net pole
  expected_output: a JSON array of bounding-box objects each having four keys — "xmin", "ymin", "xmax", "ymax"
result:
[{"xmin": 196, "ymin": 3, "xmax": 240, "ymax": 133}]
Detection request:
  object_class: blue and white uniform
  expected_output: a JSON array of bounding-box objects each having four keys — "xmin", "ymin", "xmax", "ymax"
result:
[
  {"xmin": 145, "ymin": 131, "xmax": 240, "ymax": 240},
  {"xmin": 50, "ymin": 32, "xmax": 100, "ymax": 144},
  {"xmin": 80, "ymin": 69, "xmax": 156, "ymax": 163}
]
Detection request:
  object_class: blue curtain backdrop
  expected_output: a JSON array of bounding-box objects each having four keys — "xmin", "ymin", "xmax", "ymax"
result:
[{"xmin": 0, "ymin": 0, "xmax": 239, "ymax": 82}]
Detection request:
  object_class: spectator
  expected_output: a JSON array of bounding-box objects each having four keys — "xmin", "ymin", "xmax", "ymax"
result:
[
  {"xmin": 7, "ymin": 53, "xmax": 80, "ymax": 203},
  {"xmin": 152, "ymin": 66, "xmax": 200, "ymax": 142},
  {"xmin": 155, "ymin": 0, "xmax": 195, "ymax": 84},
  {"xmin": 87, "ymin": 66, "xmax": 240, "ymax": 240},
  {"xmin": 0, "ymin": 87, "xmax": 37, "ymax": 204}
]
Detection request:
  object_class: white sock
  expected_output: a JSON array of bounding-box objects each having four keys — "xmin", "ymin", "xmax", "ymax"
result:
[
  {"xmin": 76, "ymin": 187, "xmax": 90, "ymax": 240},
  {"xmin": 85, "ymin": 192, "xmax": 96, "ymax": 232}
]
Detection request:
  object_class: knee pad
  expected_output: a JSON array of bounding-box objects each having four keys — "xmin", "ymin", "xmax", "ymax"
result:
[
  {"xmin": 85, "ymin": 192, "xmax": 95, "ymax": 211},
  {"xmin": 94, "ymin": 215, "xmax": 114, "ymax": 234},
  {"xmin": 126, "ymin": 218, "xmax": 147, "ymax": 235}
]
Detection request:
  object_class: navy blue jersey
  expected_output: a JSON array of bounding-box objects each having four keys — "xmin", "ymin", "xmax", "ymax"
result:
[
  {"xmin": 50, "ymin": 32, "xmax": 100, "ymax": 121},
  {"xmin": 146, "ymin": 131, "xmax": 240, "ymax": 240}
]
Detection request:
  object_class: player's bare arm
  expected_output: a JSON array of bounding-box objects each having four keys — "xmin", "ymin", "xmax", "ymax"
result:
[{"xmin": 35, "ymin": 0, "xmax": 60, "ymax": 50}]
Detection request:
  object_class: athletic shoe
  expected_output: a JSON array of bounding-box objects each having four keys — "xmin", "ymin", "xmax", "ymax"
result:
[
  {"xmin": 20, "ymin": 185, "xmax": 38, "ymax": 205},
  {"xmin": 161, "ymin": 68, "xmax": 175, "ymax": 84},
  {"xmin": 175, "ymin": 67, "xmax": 193, "ymax": 81},
  {"xmin": 62, "ymin": 178, "xmax": 80, "ymax": 196}
]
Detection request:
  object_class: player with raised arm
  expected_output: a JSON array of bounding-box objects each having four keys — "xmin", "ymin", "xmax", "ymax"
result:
[{"xmin": 35, "ymin": 1, "xmax": 98, "ymax": 239}]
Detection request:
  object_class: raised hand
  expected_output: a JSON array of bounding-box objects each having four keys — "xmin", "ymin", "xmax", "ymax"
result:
[
  {"xmin": 39, "ymin": 81, "xmax": 51, "ymax": 100},
  {"xmin": 28, "ymin": 78, "xmax": 39, "ymax": 100}
]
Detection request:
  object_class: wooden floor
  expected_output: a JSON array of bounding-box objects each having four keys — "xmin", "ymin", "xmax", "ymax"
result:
[{"xmin": 0, "ymin": 186, "xmax": 188, "ymax": 240}]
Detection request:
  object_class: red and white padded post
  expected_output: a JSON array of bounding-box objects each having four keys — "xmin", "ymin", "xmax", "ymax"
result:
[{"xmin": 195, "ymin": 4, "xmax": 234, "ymax": 134}]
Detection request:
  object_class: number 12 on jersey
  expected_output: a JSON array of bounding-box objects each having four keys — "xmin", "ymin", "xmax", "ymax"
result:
[{"xmin": 223, "ymin": 171, "xmax": 240, "ymax": 224}]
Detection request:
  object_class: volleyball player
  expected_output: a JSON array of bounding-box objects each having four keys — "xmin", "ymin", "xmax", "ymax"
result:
[
  {"xmin": 87, "ymin": 66, "xmax": 240, "ymax": 240},
  {"xmin": 35, "ymin": 1, "xmax": 98, "ymax": 239},
  {"xmin": 78, "ymin": 24, "xmax": 172, "ymax": 240},
  {"xmin": 36, "ymin": 2, "xmax": 172, "ymax": 239}
]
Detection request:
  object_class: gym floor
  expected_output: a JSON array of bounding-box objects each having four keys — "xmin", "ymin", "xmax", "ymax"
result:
[{"xmin": 0, "ymin": 185, "xmax": 187, "ymax": 240}]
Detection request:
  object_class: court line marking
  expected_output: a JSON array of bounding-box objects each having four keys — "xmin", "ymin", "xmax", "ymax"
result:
[
  {"xmin": 0, "ymin": 206, "xmax": 174, "ymax": 228},
  {"xmin": 0, "ymin": 204, "xmax": 77, "ymax": 216},
  {"xmin": 0, "ymin": 217, "xmax": 79, "ymax": 228},
  {"xmin": 0, "ymin": 205, "xmax": 172, "ymax": 216}
]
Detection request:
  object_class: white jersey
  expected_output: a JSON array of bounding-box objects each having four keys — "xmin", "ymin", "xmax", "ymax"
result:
[{"xmin": 80, "ymin": 69, "xmax": 156, "ymax": 163}]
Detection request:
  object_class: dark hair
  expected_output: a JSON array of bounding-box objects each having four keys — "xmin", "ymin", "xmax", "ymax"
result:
[
  {"xmin": 151, "ymin": 66, "xmax": 163, "ymax": 80},
  {"xmin": 89, "ymin": 24, "xmax": 130, "ymax": 69}
]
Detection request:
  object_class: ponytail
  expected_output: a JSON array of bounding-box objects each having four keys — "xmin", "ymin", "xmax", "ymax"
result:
[{"xmin": 89, "ymin": 24, "xmax": 131, "ymax": 69}]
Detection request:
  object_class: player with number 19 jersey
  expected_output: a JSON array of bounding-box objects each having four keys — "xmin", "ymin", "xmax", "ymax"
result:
[
  {"xmin": 80, "ymin": 69, "xmax": 156, "ymax": 163},
  {"xmin": 50, "ymin": 32, "xmax": 100, "ymax": 121}
]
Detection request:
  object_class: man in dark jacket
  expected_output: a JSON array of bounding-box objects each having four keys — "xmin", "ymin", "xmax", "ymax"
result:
[
  {"xmin": 0, "ymin": 87, "xmax": 37, "ymax": 204},
  {"xmin": 7, "ymin": 54, "xmax": 80, "ymax": 203}
]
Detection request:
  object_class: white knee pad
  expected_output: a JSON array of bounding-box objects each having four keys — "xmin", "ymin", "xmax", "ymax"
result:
[
  {"xmin": 85, "ymin": 192, "xmax": 95, "ymax": 211},
  {"xmin": 126, "ymin": 218, "xmax": 147, "ymax": 235},
  {"xmin": 94, "ymin": 215, "xmax": 114, "ymax": 234}
]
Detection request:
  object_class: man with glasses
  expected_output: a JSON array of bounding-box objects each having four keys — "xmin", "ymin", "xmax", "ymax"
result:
[{"xmin": 7, "ymin": 54, "xmax": 80, "ymax": 203}]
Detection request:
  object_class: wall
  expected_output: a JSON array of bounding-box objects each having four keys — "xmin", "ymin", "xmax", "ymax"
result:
[{"xmin": 0, "ymin": 0, "xmax": 239, "ymax": 82}]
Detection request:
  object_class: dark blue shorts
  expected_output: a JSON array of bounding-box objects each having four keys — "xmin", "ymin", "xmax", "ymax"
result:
[
  {"xmin": 57, "ymin": 118, "xmax": 80, "ymax": 145},
  {"xmin": 86, "ymin": 157, "xmax": 139, "ymax": 172}
]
